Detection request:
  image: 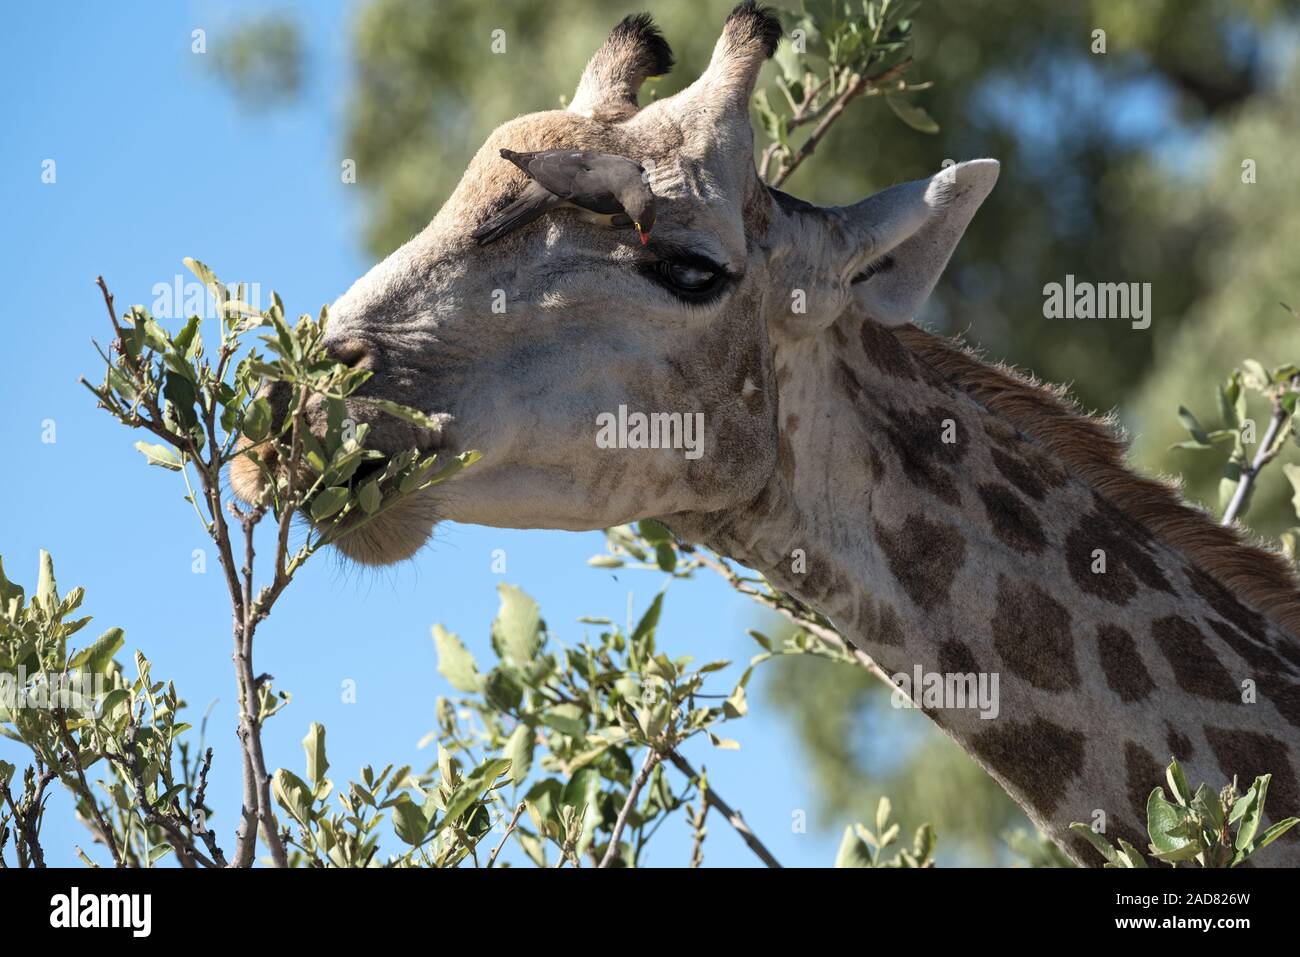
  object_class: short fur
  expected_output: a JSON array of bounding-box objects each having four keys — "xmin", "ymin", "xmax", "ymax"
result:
[{"xmin": 899, "ymin": 325, "xmax": 1300, "ymax": 641}]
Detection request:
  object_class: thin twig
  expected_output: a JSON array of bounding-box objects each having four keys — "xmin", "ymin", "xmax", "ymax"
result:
[
  {"xmin": 111, "ymin": 710, "xmax": 219, "ymax": 869},
  {"xmin": 1222, "ymin": 375, "xmax": 1299, "ymax": 525},
  {"xmin": 769, "ymin": 58, "xmax": 914, "ymax": 188},
  {"xmin": 487, "ymin": 802, "xmax": 527, "ymax": 868},
  {"xmin": 599, "ymin": 749, "xmax": 662, "ymax": 867},
  {"xmin": 688, "ymin": 801, "xmax": 708, "ymax": 868},
  {"xmin": 190, "ymin": 747, "xmax": 227, "ymax": 866},
  {"xmin": 666, "ymin": 751, "xmax": 782, "ymax": 869},
  {"xmin": 53, "ymin": 709, "xmax": 123, "ymax": 867}
]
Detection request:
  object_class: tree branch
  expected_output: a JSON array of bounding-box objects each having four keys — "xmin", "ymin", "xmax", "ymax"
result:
[
  {"xmin": 487, "ymin": 801, "xmax": 527, "ymax": 868},
  {"xmin": 665, "ymin": 751, "xmax": 782, "ymax": 869},
  {"xmin": 1222, "ymin": 375, "xmax": 1299, "ymax": 525},
  {"xmin": 769, "ymin": 58, "xmax": 914, "ymax": 188},
  {"xmin": 599, "ymin": 748, "xmax": 662, "ymax": 867}
]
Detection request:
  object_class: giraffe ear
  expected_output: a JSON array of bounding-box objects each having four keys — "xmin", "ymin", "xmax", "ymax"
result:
[
  {"xmin": 569, "ymin": 14, "xmax": 674, "ymax": 121},
  {"xmin": 675, "ymin": 2, "xmax": 782, "ymax": 123},
  {"xmin": 834, "ymin": 160, "xmax": 999, "ymax": 327}
]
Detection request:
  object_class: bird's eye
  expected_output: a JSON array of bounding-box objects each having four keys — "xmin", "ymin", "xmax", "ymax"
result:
[{"xmin": 648, "ymin": 255, "xmax": 727, "ymax": 302}]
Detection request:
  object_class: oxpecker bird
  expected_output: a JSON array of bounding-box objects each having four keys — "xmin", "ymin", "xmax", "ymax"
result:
[{"xmin": 472, "ymin": 148, "xmax": 658, "ymax": 247}]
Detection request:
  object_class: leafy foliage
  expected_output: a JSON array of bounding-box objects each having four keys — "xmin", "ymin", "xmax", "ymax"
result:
[
  {"xmin": 0, "ymin": 551, "xmax": 215, "ymax": 867},
  {"xmin": 834, "ymin": 796, "xmax": 936, "ymax": 867},
  {"xmin": 1071, "ymin": 758, "xmax": 1300, "ymax": 868},
  {"xmin": 756, "ymin": 0, "xmax": 937, "ymax": 186},
  {"xmin": 1169, "ymin": 337, "xmax": 1300, "ymax": 534}
]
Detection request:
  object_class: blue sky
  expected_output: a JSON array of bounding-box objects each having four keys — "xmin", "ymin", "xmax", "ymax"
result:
[{"xmin": 0, "ymin": 1, "xmax": 845, "ymax": 868}]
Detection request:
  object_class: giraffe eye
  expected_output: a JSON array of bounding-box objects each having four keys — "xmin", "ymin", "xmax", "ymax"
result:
[
  {"xmin": 648, "ymin": 254, "xmax": 727, "ymax": 302},
  {"xmin": 662, "ymin": 261, "xmax": 716, "ymax": 290}
]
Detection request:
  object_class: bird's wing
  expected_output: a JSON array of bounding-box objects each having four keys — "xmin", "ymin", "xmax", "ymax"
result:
[
  {"xmin": 526, "ymin": 151, "xmax": 642, "ymax": 215},
  {"xmin": 471, "ymin": 182, "xmax": 565, "ymax": 246}
]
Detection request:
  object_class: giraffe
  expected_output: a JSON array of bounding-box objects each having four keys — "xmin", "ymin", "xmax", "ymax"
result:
[{"xmin": 231, "ymin": 3, "xmax": 1300, "ymax": 864}]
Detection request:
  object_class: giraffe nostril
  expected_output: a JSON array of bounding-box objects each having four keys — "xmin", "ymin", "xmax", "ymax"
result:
[{"xmin": 326, "ymin": 338, "xmax": 375, "ymax": 371}]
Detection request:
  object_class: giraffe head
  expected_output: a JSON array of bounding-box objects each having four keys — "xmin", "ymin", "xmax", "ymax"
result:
[{"xmin": 230, "ymin": 3, "xmax": 998, "ymax": 564}]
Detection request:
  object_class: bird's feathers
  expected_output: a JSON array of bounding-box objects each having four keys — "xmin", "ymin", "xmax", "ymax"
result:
[
  {"xmin": 474, "ymin": 148, "xmax": 652, "ymax": 246},
  {"xmin": 470, "ymin": 182, "xmax": 565, "ymax": 246}
]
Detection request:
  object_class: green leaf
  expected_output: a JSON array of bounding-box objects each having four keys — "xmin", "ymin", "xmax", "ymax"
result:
[
  {"xmin": 504, "ymin": 723, "xmax": 535, "ymax": 786},
  {"xmin": 835, "ymin": 826, "xmax": 872, "ymax": 867},
  {"xmin": 440, "ymin": 758, "xmax": 512, "ymax": 827},
  {"xmin": 172, "ymin": 314, "xmax": 201, "ymax": 360},
  {"xmin": 885, "ymin": 93, "xmax": 939, "ymax": 133},
  {"xmin": 1146, "ymin": 787, "xmax": 1198, "ymax": 857},
  {"xmin": 1235, "ymin": 774, "xmax": 1270, "ymax": 851},
  {"xmin": 540, "ymin": 705, "xmax": 586, "ymax": 738},
  {"xmin": 723, "ymin": 682, "xmax": 748, "ymax": 719},
  {"xmin": 303, "ymin": 722, "xmax": 328, "ymax": 791},
  {"xmin": 491, "ymin": 584, "xmax": 542, "ymax": 667},
  {"xmin": 484, "ymin": 667, "xmax": 524, "ymax": 712},
  {"xmin": 1228, "ymin": 780, "xmax": 1256, "ymax": 825},
  {"xmin": 357, "ymin": 480, "xmax": 381, "ymax": 515},
  {"xmin": 148, "ymin": 843, "xmax": 174, "ymax": 865},
  {"xmin": 912, "ymin": 823, "xmax": 937, "ymax": 863},
  {"xmin": 876, "ymin": 796, "xmax": 892, "ymax": 833},
  {"xmin": 1219, "ymin": 459, "xmax": 1244, "ymax": 515},
  {"xmin": 654, "ymin": 542, "xmax": 677, "ymax": 572},
  {"xmin": 1177, "ymin": 406, "xmax": 1210, "ymax": 445},
  {"xmin": 630, "ymin": 591, "xmax": 665, "ymax": 653},
  {"xmin": 372, "ymin": 398, "xmax": 441, "ymax": 433},
  {"xmin": 1241, "ymin": 359, "xmax": 1269, "ymax": 391},
  {"xmin": 242, "ymin": 397, "xmax": 272, "ymax": 443},
  {"xmin": 638, "ymin": 519, "xmax": 671, "ymax": 545},
  {"xmin": 1282, "ymin": 464, "xmax": 1300, "ymax": 522},
  {"xmin": 309, "ymin": 486, "xmax": 350, "ymax": 521},
  {"xmin": 432, "ymin": 624, "xmax": 483, "ymax": 693},
  {"xmin": 391, "ymin": 798, "xmax": 430, "ymax": 846},
  {"xmin": 134, "ymin": 441, "xmax": 182, "ymax": 471},
  {"xmin": 69, "ymin": 627, "xmax": 124, "ymax": 675},
  {"xmin": 1166, "ymin": 759, "xmax": 1190, "ymax": 806},
  {"xmin": 272, "ymin": 768, "xmax": 314, "ymax": 826},
  {"xmin": 36, "ymin": 549, "xmax": 58, "ymax": 611},
  {"xmin": 1246, "ymin": 817, "xmax": 1300, "ymax": 855},
  {"xmin": 1191, "ymin": 783, "xmax": 1225, "ymax": 833},
  {"xmin": 1115, "ymin": 838, "xmax": 1149, "ymax": 867},
  {"xmin": 1068, "ymin": 822, "xmax": 1119, "ymax": 865},
  {"xmin": 183, "ymin": 256, "xmax": 223, "ymax": 298}
]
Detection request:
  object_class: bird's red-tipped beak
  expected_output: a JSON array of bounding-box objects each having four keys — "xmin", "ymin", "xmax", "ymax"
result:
[{"xmin": 636, "ymin": 223, "xmax": 650, "ymax": 245}]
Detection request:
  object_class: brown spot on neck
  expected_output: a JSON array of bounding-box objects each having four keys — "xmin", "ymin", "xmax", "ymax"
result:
[
  {"xmin": 1097, "ymin": 624, "xmax": 1155, "ymax": 703},
  {"xmin": 969, "ymin": 717, "xmax": 1085, "ymax": 818},
  {"xmin": 1124, "ymin": 741, "xmax": 1164, "ymax": 829},
  {"xmin": 1152, "ymin": 615, "xmax": 1240, "ymax": 702},
  {"xmin": 977, "ymin": 482, "xmax": 1048, "ymax": 554},
  {"xmin": 991, "ymin": 576, "xmax": 1079, "ymax": 691},
  {"xmin": 874, "ymin": 513, "xmax": 966, "ymax": 612}
]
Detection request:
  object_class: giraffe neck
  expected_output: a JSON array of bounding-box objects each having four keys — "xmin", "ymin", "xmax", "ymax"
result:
[{"xmin": 671, "ymin": 309, "xmax": 1300, "ymax": 864}]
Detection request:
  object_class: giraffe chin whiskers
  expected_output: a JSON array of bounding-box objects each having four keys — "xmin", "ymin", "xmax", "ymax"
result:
[{"xmin": 327, "ymin": 490, "xmax": 440, "ymax": 567}]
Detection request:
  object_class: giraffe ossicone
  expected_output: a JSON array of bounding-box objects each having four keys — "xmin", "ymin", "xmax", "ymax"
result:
[{"xmin": 231, "ymin": 1, "xmax": 1300, "ymax": 865}]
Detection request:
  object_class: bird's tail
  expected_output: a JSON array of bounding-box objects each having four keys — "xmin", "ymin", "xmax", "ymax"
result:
[{"xmin": 471, "ymin": 190, "xmax": 557, "ymax": 246}]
